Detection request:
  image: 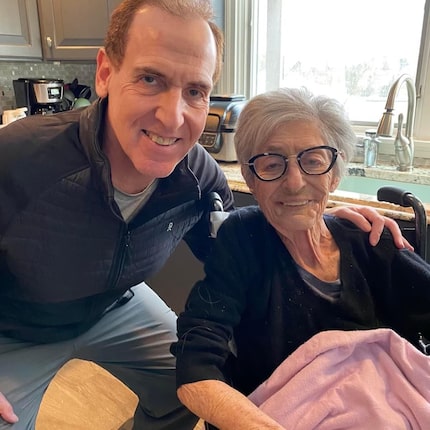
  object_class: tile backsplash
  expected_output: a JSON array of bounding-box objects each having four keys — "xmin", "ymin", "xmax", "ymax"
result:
[{"xmin": 0, "ymin": 61, "xmax": 96, "ymax": 117}]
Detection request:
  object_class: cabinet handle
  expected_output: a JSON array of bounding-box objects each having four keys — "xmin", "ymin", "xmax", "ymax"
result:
[{"xmin": 46, "ymin": 36, "xmax": 53, "ymax": 48}]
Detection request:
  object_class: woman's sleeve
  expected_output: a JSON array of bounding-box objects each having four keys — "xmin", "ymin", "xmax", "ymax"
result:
[{"xmin": 172, "ymin": 209, "xmax": 260, "ymax": 387}]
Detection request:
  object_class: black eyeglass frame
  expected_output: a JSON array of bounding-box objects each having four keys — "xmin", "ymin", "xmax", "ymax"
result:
[{"xmin": 245, "ymin": 145, "xmax": 339, "ymax": 182}]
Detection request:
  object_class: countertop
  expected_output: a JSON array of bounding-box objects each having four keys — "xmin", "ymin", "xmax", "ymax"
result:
[
  {"xmin": 218, "ymin": 161, "xmax": 430, "ymax": 224},
  {"xmin": 345, "ymin": 163, "xmax": 430, "ymax": 185}
]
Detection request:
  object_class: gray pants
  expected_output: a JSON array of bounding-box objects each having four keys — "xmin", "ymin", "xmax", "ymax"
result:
[{"xmin": 0, "ymin": 283, "xmax": 198, "ymax": 430}]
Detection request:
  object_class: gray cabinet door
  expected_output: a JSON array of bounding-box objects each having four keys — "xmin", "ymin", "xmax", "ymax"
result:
[
  {"xmin": 0, "ymin": 0, "xmax": 42, "ymax": 59},
  {"xmin": 37, "ymin": 0, "xmax": 122, "ymax": 61},
  {"xmin": 108, "ymin": 0, "xmax": 123, "ymax": 15}
]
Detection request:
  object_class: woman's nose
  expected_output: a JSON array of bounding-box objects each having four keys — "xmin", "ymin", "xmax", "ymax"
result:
[
  {"xmin": 155, "ymin": 89, "xmax": 186, "ymax": 130},
  {"xmin": 281, "ymin": 159, "xmax": 306, "ymax": 190}
]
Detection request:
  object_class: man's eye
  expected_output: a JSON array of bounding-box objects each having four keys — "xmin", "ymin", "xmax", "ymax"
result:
[
  {"xmin": 142, "ymin": 75, "xmax": 157, "ymax": 85},
  {"xmin": 139, "ymin": 75, "xmax": 164, "ymax": 94},
  {"xmin": 185, "ymin": 88, "xmax": 210, "ymax": 107},
  {"xmin": 188, "ymin": 88, "xmax": 204, "ymax": 99}
]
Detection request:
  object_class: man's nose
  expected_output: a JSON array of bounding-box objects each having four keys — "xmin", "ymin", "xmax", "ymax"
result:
[{"xmin": 155, "ymin": 89, "xmax": 186, "ymax": 130}]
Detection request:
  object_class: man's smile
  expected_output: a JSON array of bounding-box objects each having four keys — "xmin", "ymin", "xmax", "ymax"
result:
[{"xmin": 144, "ymin": 130, "xmax": 179, "ymax": 146}]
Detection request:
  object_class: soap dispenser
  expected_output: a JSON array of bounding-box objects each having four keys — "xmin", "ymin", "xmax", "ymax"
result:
[
  {"xmin": 394, "ymin": 113, "xmax": 412, "ymax": 171},
  {"xmin": 363, "ymin": 129, "xmax": 379, "ymax": 167}
]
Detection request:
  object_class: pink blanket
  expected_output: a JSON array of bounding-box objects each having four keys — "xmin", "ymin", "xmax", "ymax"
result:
[{"xmin": 248, "ymin": 329, "xmax": 430, "ymax": 429}]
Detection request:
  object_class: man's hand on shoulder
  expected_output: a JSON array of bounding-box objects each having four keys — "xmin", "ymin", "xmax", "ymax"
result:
[{"xmin": 326, "ymin": 205, "xmax": 413, "ymax": 250}]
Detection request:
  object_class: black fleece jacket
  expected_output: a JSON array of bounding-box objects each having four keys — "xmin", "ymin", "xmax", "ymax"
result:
[{"xmin": 0, "ymin": 98, "xmax": 233, "ymax": 342}]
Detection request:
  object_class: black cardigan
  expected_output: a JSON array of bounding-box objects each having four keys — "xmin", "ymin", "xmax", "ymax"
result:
[{"xmin": 173, "ymin": 206, "xmax": 430, "ymax": 395}]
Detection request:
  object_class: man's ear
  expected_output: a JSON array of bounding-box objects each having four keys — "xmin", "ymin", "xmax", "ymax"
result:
[{"xmin": 95, "ymin": 48, "xmax": 111, "ymax": 98}]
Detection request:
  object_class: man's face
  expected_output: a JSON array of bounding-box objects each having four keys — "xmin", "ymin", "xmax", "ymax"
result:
[{"xmin": 96, "ymin": 6, "xmax": 217, "ymax": 189}]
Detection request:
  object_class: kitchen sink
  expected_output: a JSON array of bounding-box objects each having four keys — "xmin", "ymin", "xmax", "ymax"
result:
[{"xmin": 338, "ymin": 175, "xmax": 430, "ymax": 203}]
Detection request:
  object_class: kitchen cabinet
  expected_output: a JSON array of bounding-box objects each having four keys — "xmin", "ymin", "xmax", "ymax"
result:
[
  {"xmin": 1, "ymin": 0, "xmax": 223, "ymax": 62},
  {"xmin": 0, "ymin": 0, "xmax": 42, "ymax": 59},
  {"xmin": 37, "ymin": 0, "xmax": 122, "ymax": 61}
]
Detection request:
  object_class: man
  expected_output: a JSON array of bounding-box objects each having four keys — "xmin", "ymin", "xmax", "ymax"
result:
[{"xmin": 0, "ymin": 1, "xmax": 408, "ymax": 429}]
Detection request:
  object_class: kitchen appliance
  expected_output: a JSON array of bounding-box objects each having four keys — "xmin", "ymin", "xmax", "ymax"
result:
[
  {"xmin": 200, "ymin": 94, "xmax": 247, "ymax": 162},
  {"xmin": 13, "ymin": 78, "xmax": 65, "ymax": 115}
]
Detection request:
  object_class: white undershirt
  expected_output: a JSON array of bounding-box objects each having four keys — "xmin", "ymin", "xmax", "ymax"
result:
[{"xmin": 114, "ymin": 179, "xmax": 159, "ymax": 222}]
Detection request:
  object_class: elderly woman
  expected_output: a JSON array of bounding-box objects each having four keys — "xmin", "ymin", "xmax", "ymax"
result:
[{"xmin": 172, "ymin": 88, "xmax": 430, "ymax": 429}]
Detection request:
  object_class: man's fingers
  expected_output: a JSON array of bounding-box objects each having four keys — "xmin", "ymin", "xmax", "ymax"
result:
[{"xmin": 0, "ymin": 392, "xmax": 19, "ymax": 424}]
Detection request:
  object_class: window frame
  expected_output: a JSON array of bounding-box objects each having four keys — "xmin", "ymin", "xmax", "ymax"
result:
[{"xmin": 215, "ymin": 0, "xmax": 430, "ymax": 158}]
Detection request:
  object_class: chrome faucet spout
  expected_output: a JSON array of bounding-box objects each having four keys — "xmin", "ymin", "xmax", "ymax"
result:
[{"xmin": 376, "ymin": 74, "xmax": 416, "ymax": 171}]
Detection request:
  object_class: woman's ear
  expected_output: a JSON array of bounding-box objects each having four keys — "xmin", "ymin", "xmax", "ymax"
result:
[
  {"xmin": 329, "ymin": 175, "xmax": 340, "ymax": 192},
  {"xmin": 241, "ymin": 165, "xmax": 255, "ymax": 193}
]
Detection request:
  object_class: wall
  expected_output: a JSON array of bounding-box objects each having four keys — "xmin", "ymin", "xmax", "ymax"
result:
[{"xmin": 0, "ymin": 61, "xmax": 96, "ymax": 117}]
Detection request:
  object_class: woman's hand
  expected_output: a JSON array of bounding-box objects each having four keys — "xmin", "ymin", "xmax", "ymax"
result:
[
  {"xmin": 178, "ymin": 380, "xmax": 284, "ymax": 430},
  {"xmin": 326, "ymin": 205, "xmax": 413, "ymax": 250}
]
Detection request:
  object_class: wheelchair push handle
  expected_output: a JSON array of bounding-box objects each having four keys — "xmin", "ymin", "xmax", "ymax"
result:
[
  {"xmin": 208, "ymin": 191, "xmax": 224, "ymax": 212},
  {"xmin": 377, "ymin": 186, "xmax": 427, "ymax": 261},
  {"xmin": 377, "ymin": 186, "xmax": 420, "ymax": 208}
]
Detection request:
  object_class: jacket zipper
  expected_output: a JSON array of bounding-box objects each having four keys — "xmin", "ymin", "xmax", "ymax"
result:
[{"xmin": 107, "ymin": 226, "xmax": 131, "ymax": 289}]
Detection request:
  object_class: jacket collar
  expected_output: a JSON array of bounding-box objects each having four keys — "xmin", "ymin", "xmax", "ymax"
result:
[{"xmin": 78, "ymin": 98, "xmax": 201, "ymax": 216}]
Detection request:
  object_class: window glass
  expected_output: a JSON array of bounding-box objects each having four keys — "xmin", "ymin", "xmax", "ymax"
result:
[{"xmin": 256, "ymin": 0, "xmax": 426, "ymax": 125}]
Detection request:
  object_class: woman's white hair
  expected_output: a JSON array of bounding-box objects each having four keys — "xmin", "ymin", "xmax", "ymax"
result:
[{"xmin": 235, "ymin": 87, "xmax": 356, "ymax": 184}]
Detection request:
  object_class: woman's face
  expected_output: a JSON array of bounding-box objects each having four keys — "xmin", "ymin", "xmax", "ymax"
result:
[{"xmin": 248, "ymin": 120, "xmax": 340, "ymax": 238}]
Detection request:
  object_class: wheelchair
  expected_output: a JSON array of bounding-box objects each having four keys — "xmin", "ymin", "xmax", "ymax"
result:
[
  {"xmin": 377, "ymin": 186, "xmax": 429, "ymax": 355},
  {"xmin": 377, "ymin": 186, "xmax": 428, "ymax": 262}
]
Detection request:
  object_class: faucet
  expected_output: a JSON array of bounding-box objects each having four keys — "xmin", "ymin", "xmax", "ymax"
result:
[{"xmin": 376, "ymin": 74, "xmax": 416, "ymax": 171}]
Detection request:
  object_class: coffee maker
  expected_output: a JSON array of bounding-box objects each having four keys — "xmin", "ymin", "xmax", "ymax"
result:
[{"xmin": 13, "ymin": 78, "xmax": 64, "ymax": 115}]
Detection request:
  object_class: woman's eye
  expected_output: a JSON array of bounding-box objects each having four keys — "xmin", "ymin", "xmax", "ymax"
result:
[
  {"xmin": 266, "ymin": 162, "xmax": 281, "ymax": 171},
  {"xmin": 307, "ymin": 157, "xmax": 323, "ymax": 166},
  {"xmin": 261, "ymin": 160, "xmax": 283, "ymax": 172}
]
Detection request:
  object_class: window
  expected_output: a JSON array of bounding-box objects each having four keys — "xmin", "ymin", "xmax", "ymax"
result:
[{"xmin": 217, "ymin": 0, "xmax": 430, "ymax": 150}]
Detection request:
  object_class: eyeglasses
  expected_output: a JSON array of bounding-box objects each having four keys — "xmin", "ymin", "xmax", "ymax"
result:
[{"xmin": 245, "ymin": 145, "xmax": 339, "ymax": 182}]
